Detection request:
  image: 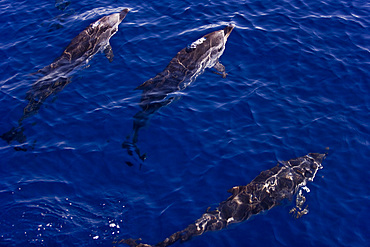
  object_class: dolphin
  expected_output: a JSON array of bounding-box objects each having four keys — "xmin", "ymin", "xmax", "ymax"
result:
[
  {"xmin": 123, "ymin": 24, "xmax": 235, "ymax": 161},
  {"xmin": 118, "ymin": 153, "xmax": 326, "ymax": 247},
  {"xmin": 1, "ymin": 8, "xmax": 129, "ymax": 145}
]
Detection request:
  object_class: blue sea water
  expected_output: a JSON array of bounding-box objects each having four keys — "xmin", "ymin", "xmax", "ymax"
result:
[{"xmin": 0, "ymin": 0, "xmax": 369, "ymax": 246}]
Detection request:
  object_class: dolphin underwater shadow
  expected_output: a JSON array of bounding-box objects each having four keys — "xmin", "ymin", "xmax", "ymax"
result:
[
  {"xmin": 117, "ymin": 153, "xmax": 326, "ymax": 247},
  {"xmin": 122, "ymin": 24, "xmax": 235, "ymax": 163},
  {"xmin": 1, "ymin": 8, "xmax": 130, "ymax": 146}
]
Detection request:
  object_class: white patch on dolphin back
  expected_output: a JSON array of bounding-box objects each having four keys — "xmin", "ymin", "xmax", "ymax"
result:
[{"xmin": 190, "ymin": 37, "xmax": 206, "ymax": 49}]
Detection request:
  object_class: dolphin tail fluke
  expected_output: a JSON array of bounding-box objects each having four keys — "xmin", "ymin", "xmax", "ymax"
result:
[
  {"xmin": 1, "ymin": 125, "xmax": 27, "ymax": 145},
  {"xmin": 122, "ymin": 131, "xmax": 147, "ymax": 168},
  {"xmin": 122, "ymin": 139, "xmax": 146, "ymax": 162}
]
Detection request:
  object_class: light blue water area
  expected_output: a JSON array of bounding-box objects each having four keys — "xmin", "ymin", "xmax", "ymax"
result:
[{"xmin": 0, "ymin": 0, "xmax": 369, "ymax": 246}]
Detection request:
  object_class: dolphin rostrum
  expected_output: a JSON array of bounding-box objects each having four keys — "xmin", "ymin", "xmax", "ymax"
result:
[
  {"xmin": 123, "ymin": 24, "xmax": 235, "ymax": 162},
  {"xmin": 118, "ymin": 153, "xmax": 326, "ymax": 246},
  {"xmin": 1, "ymin": 8, "xmax": 129, "ymax": 145}
]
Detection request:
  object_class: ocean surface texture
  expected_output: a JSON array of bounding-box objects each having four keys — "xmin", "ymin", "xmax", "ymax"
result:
[{"xmin": 0, "ymin": 0, "xmax": 369, "ymax": 246}]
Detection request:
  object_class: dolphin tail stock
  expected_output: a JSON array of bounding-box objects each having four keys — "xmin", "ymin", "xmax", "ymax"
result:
[
  {"xmin": 114, "ymin": 238, "xmax": 153, "ymax": 247},
  {"xmin": 23, "ymin": 76, "xmax": 73, "ymax": 118},
  {"xmin": 115, "ymin": 228, "xmax": 186, "ymax": 247},
  {"xmin": 117, "ymin": 209, "xmax": 226, "ymax": 247},
  {"xmin": 1, "ymin": 88, "xmax": 49, "ymax": 146}
]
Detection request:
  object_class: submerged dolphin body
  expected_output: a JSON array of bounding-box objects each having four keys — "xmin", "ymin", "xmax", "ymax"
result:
[
  {"xmin": 123, "ymin": 25, "xmax": 234, "ymax": 161},
  {"xmin": 1, "ymin": 9, "xmax": 129, "ymax": 145},
  {"xmin": 119, "ymin": 153, "xmax": 326, "ymax": 247}
]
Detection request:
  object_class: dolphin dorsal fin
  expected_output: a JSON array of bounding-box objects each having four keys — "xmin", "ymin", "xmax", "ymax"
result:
[
  {"xmin": 227, "ymin": 186, "xmax": 241, "ymax": 196},
  {"xmin": 135, "ymin": 79, "xmax": 155, "ymax": 90},
  {"xmin": 278, "ymin": 160, "xmax": 290, "ymax": 167}
]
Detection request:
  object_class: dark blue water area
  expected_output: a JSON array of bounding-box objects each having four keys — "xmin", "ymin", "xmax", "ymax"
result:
[{"xmin": 0, "ymin": 0, "xmax": 369, "ymax": 246}]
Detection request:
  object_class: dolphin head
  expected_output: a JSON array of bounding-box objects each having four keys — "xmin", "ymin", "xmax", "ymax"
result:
[
  {"xmin": 104, "ymin": 8, "xmax": 129, "ymax": 27},
  {"xmin": 206, "ymin": 24, "xmax": 234, "ymax": 47},
  {"xmin": 187, "ymin": 24, "xmax": 234, "ymax": 53},
  {"xmin": 292, "ymin": 153, "xmax": 325, "ymax": 182},
  {"xmin": 223, "ymin": 24, "xmax": 235, "ymax": 40},
  {"xmin": 88, "ymin": 8, "xmax": 129, "ymax": 37},
  {"xmin": 182, "ymin": 24, "xmax": 234, "ymax": 69},
  {"xmin": 119, "ymin": 8, "xmax": 130, "ymax": 22}
]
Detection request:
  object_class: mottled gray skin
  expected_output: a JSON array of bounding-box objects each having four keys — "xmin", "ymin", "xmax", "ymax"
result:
[
  {"xmin": 123, "ymin": 25, "xmax": 234, "ymax": 161},
  {"xmin": 1, "ymin": 9, "xmax": 129, "ymax": 145},
  {"xmin": 119, "ymin": 153, "xmax": 326, "ymax": 247}
]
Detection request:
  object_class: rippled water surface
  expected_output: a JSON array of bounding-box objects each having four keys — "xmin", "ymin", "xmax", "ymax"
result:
[{"xmin": 0, "ymin": 0, "xmax": 369, "ymax": 246}]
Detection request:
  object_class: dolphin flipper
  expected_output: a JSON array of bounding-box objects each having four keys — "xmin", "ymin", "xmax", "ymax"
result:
[
  {"xmin": 104, "ymin": 44, "xmax": 114, "ymax": 62},
  {"xmin": 212, "ymin": 61, "xmax": 227, "ymax": 78}
]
